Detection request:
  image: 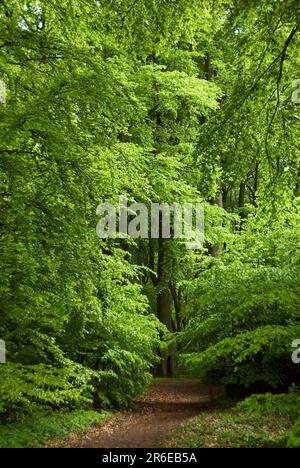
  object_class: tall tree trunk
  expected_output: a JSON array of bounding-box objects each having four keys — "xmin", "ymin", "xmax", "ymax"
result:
[
  {"xmin": 208, "ymin": 192, "xmax": 223, "ymax": 257},
  {"xmin": 155, "ymin": 237, "xmax": 175, "ymax": 377},
  {"xmin": 238, "ymin": 180, "xmax": 246, "ymax": 219}
]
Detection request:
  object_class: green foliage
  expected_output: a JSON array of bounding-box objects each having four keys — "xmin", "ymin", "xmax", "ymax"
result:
[
  {"xmin": 0, "ymin": 409, "xmax": 111, "ymax": 448},
  {"xmin": 165, "ymin": 389, "xmax": 300, "ymax": 448},
  {"xmin": 164, "ymin": 408, "xmax": 290, "ymax": 448},
  {"xmin": 181, "ymin": 204, "xmax": 300, "ymax": 390},
  {"xmin": 287, "ymin": 417, "xmax": 300, "ymax": 448},
  {"xmin": 0, "ymin": 0, "xmax": 300, "ymax": 447},
  {"xmin": 183, "ymin": 325, "xmax": 300, "ymax": 388},
  {"xmin": 0, "ymin": 362, "xmax": 94, "ymax": 422},
  {"xmin": 236, "ymin": 390, "xmax": 300, "ymax": 448},
  {"xmin": 236, "ymin": 390, "xmax": 300, "ymax": 420},
  {"xmin": 0, "ymin": 0, "xmax": 223, "ymax": 421},
  {"xmin": 0, "ymin": 0, "xmax": 178, "ymax": 420}
]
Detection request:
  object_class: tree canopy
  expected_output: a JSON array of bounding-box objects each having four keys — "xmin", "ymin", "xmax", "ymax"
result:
[{"xmin": 0, "ymin": 0, "xmax": 299, "ymax": 448}]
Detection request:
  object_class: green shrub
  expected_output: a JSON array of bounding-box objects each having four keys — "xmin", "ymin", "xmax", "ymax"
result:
[
  {"xmin": 183, "ymin": 325, "xmax": 300, "ymax": 389},
  {"xmin": 236, "ymin": 388, "xmax": 300, "ymax": 448},
  {"xmin": 0, "ymin": 409, "xmax": 111, "ymax": 448},
  {"xmin": 0, "ymin": 362, "xmax": 94, "ymax": 422},
  {"xmin": 236, "ymin": 390, "xmax": 300, "ymax": 448},
  {"xmin": 287, "ymin": 416, "xmax": 300, "ymax": 448},
  {"xmin": 180, "ymin": 219, "xmax": 300, "ymax": 393},
  {"xmin": 236, "ymin": 390, "xmax": 300, "ymax": 419},
  {"xmin": 164, "ymin": 409, "xmax": 290, "ymax": 448}
]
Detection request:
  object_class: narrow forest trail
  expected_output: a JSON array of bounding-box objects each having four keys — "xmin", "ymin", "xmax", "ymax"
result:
[{"xmin": 60, "ymin": 380, "xmax": 223, "ymax": 448}]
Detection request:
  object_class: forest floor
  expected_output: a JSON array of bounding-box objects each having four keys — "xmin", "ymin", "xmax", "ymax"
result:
[{"xmin": 51, "ymin": 379, "xmax": 223, "ymax": 448}]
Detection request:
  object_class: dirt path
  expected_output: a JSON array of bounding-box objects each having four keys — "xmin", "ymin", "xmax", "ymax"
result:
[{"xmin": 62, "ymin": 379, "xmax": 222, "ymax": 448}]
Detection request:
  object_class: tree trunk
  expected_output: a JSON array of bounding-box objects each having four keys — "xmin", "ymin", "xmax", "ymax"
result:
[
  {"xmin": 238, "ymin": 180, "xmax": 246, "ymax": 219},
  {"xmin": 155, "ymin": 237, "xmax": 175, "ymax": 377},
  {"xmin": 208, "ymin": 192, "xmax": 223, "ymax": 257}
]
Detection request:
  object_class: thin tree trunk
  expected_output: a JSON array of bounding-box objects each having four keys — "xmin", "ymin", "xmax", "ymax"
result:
[{"xmin": 156, "ymin": 237, "xmax": 175, "ymax": 377}]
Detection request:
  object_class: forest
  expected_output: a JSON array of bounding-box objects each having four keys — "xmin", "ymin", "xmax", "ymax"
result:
[{"xmin": 0, "ymin": 0, "xmax": 300, "ymax": 449}]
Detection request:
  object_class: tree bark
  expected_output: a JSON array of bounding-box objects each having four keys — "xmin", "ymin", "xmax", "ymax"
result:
[{"xmin": 155, "ymin": 237, "xmax": 175, "ymax": 377}]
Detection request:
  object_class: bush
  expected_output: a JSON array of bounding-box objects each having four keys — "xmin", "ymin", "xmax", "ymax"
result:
[
  {"xmin": 237, "ymin": 390, "xmax": 300, "ymax": 448},
  {"xmin": 0, "ymin": 409, "xmax": 111, "ymax": 448},
  {"xmin": 182, "ymin": 325, "xmax": 300, "ymax": 390},
  {"xmin": 0, "ymin": 362, "xmax": 94, "ymax": 422},
  {"xmin": 237, "ymin": 390, "xmax": 300, "ymax": 417},
  {"xmin": 180, "ymin": 219, "xmax": 300, "ymax": 393},
  {"xmin": 287, "ymin": 416, "xmax": 300, "ymax": 448}
]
